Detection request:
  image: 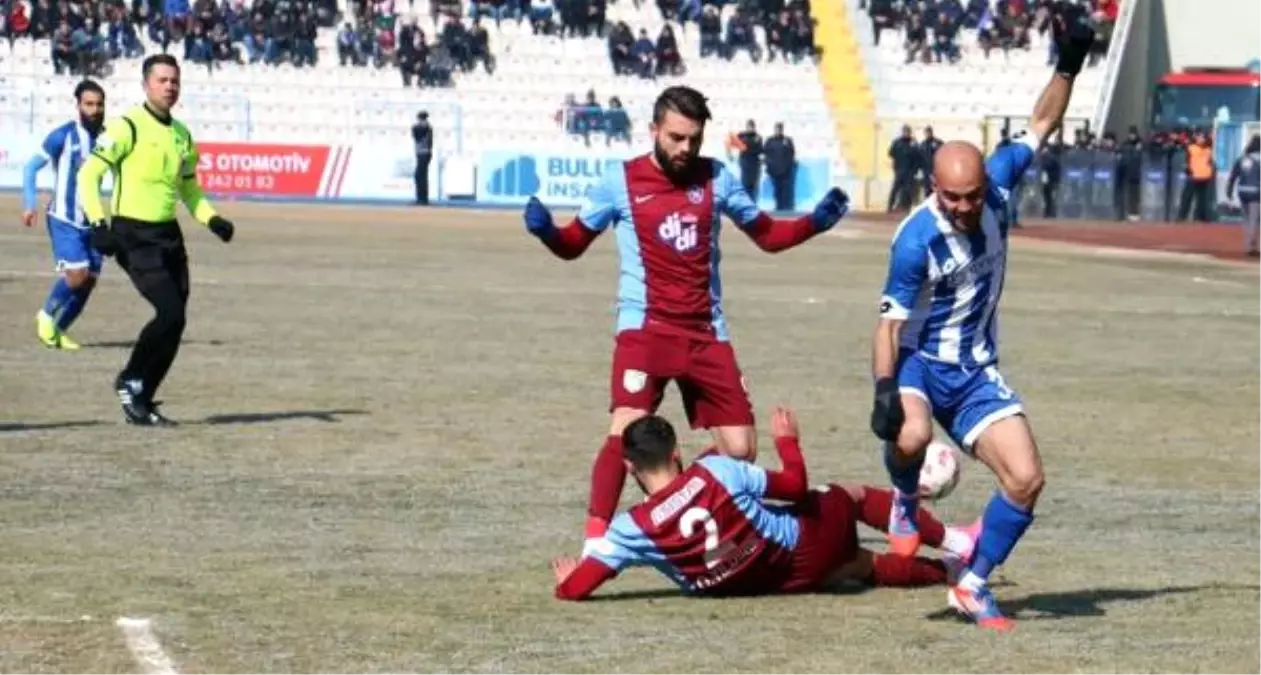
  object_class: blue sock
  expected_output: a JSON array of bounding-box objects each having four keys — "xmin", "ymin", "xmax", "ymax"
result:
[
  {"xmin": 56, "ymin": 285, "xmax": 93, "ymax": 331},
  {"xmin": 884, "ymin": 443, "xmax": 923, "ymax": 510},
  {"xmin": 42, "ymin": 277, "xmax": 74, "ymax": 317},
  {"xmin": 970, "ymin": 491, "xmax": 1035, "ymax": 580}
]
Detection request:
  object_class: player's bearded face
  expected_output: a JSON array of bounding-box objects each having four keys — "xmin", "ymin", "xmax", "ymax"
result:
[
  {"xmin": 78, "ymin": 92, "xmax": 104, "ymax": 133},
  {"xmin": 652, "ymin": 113, "xmax": 704, "ymax": 182}
]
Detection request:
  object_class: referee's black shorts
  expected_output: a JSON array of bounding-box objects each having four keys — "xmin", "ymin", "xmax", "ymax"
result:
[{"xmin": 111, "ymin": 216, "xmax": 190, "ymax": 305}]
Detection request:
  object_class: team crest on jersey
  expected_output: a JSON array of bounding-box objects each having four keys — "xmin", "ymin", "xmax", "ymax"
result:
[
  {"xmin": 687, "ymin": 186, "xmax": 705, "ymax": 204},
  {"xmin": 658, "ymin": 212, "xmax": 700, "ymax": 253},
  {"xmin": 622, "ymin": 369, "xmax": 647, "ymax": 394}
]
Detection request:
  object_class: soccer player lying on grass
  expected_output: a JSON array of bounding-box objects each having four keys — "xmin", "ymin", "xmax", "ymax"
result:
[{"xmin": 552, "ymin": 407, "xmax": 980, "ymax": 600}]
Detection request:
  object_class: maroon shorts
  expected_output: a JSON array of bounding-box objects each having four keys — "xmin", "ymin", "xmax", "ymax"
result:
[
  {"xmin": 773, "ymin": 485, "xmax": 860, "ymax": 594},
  {"xmin": 609, "ymin": 326, "xmax": 755, "ymax": 429}
]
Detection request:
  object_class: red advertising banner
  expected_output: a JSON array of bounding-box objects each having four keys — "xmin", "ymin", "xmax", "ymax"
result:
[{"xmin": 196, "ymin": 143, "xmax": 333, "ymax": 197}]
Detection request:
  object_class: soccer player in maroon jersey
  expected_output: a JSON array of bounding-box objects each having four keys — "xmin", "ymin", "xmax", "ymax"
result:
[
  {"xmin": 551, "ymin": 408, "xmax": 980, "ymax": 600},
  {"xmin": 522, "ymin": 86, "xmax": 851, "ymax": 546}
]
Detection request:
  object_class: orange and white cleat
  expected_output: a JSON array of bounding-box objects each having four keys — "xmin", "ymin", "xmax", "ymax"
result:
[
  {"xmin": 948, "ymin": 584, "xmax": 1015, "ymax": 632},
  {"xmin": 886, "ymin": 493, "xmax": 922, "ymax": 557}
]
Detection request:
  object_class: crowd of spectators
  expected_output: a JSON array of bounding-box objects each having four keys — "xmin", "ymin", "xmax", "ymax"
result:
[
  {"xmin": 864, "ymin": 0, "xmax": 1115, "ymax": 65},
  {"xmin": 0, "ymin": 0, "xmax": 494, "ymax": 87},
  {"xmin": 604, "ymin": 0, "xmax": 817, "ymax": 79},
  {"xmin": 0, "ymin": 0, "xmax": 346, "ymax": 76}
]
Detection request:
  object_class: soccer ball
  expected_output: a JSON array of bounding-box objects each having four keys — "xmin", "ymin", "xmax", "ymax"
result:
[{"xmin": 918, "ymin": 440, "xmax": 962, "ymax": 501}]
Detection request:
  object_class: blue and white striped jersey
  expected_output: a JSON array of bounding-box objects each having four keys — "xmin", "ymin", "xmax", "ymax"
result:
[
  {"xmin": 878, "ymin": 133, "xmax": 1038, "ymax": 368},
  {"xmin": 22, "ymin": 121, "xmax": 98, "ymax": 228}
]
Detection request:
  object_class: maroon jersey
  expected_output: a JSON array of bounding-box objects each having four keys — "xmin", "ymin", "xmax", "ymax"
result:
[
  {"xmin": 582, "ymin": 454, "xmax": 801, "ymax": 595},
  {"xmin": 574, "ymin": 155, "xmax": 765, "ymax": 339}
]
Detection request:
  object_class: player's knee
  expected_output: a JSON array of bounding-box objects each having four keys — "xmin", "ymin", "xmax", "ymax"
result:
[
  {"xmin": 1002, "ymin": 464, "xmax": 1044, "ymax": 508},
  {"xmin": 609, "ymin": 407, "xmax": 649, "ymax": 437},
  {"xmin": 717, "ymin": 436, "xmax": 755, "ymax": 461},
  {"xmin": 63, "ymin": 268, "xmax": 92, "ymax": 289},
  {"xmin": 152, "ymin": 296, "xmax": 187, "ymax": 334},
  {"xmin": 895, "ymin": 419, "xmax": 933, "ymax": 458}
]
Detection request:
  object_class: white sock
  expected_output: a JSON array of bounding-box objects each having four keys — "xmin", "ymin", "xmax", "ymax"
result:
[
  {"xmin": 959, "ymin": 570, "xmax": 987, "ymax": 591},
  {"xmin": 942, "ymin": 527, "xmax": 974, "ymax": 557}
]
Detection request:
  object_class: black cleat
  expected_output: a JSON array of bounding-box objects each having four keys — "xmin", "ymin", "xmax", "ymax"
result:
[{"xmin": 115, "ymin": 377, "xmax": 178, "ymax": 427}]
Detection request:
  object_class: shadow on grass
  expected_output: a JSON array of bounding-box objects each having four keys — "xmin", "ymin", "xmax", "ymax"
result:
[
  {"xmin": 588, "ymin": 578, "xmax": 1015, "ymax": 603},
  {"xmin": 85, "ymin": 339, "xmax": 225, "ymax": 349},
  {"xmin": 199, "ymin": 409, "xmax": 369, "ymax": 425},
  {"xmin": 0, "ymin": 420, "xmax": 106, "ymax": 432},
  {"xmin": 924, "ymin": 583, "xmax": 1261, "ymax": 622}
]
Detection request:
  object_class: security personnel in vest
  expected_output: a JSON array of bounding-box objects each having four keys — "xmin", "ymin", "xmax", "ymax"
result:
[
  {"xmin": 1178, "ymin": 129, "xmax": 1215, "ymax": 222},
  {"xmin": 1227, "ymin": 134, "xmax": 1260, "ymax": 257},
  {"xmin": 77, "ymin": 54, "xmax": 235, "ymax": 426}
]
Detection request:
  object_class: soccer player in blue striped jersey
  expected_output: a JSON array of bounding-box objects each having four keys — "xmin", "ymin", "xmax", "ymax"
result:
[
  {"xmin": 21, "ymin": 80, "xmax": 106, "ymax": 350},
  {"xmin": 866, "ymin": 13, "xmax": 1096, "ymax": 631}
]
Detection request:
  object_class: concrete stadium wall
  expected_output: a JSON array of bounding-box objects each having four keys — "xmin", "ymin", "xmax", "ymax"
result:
[{"xmin": 1161, "ymin": 0, "xmax": 1260, "ymax": 70}]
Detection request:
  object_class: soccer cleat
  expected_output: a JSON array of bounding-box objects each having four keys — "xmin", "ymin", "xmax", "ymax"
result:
[
  {"xmin": 115, "ymin": 377, "xmax": 178, "ymax": 427},
  {"xmin": 948, "ymin": 584, "xmax": 1015, "ymax": 631},
  {"xmin": 56, "ymin": 332, "xmax": 82, "ymax": 351},
  {"xmin": 35, "ymin": 311, "xmax": 60, "ymax": 348},
  {"xmin": 887, "ymin": 494, "xmax": 922, "ymax": 557}
]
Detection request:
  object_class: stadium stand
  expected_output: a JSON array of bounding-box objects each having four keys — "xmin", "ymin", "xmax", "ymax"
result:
[
  {"xmin": 0, "ymin": 0, "xmax": 838, "ymax": 164},
  {"xmin": 832, "ymin": 0, "xmax": 1112, "ymax": 182},
  {"xmin": 1, "ymin": 0, "xmax": 1119, "ymax": 208}
]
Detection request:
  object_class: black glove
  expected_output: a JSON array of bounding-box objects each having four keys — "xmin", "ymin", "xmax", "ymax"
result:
[
  {"xmin": 1052, "ymin": 5, "xmax": 1095, "ymax": 78},
  {"xmin": 88, "ymin": 220, "xmax": 118, "ymax": 257},
  {"xmin": 870, "ymin": 377, "xmax": 905, "ymax": 442},
  {"xmin": 208, "ymin": 215, "xmax": 234, "ymax": 243}
]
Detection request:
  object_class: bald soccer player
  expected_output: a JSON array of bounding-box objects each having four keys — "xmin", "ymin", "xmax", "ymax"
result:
[{"xmin": 865, "ymin": 11, "xmax": 1096, "ymax": 631}]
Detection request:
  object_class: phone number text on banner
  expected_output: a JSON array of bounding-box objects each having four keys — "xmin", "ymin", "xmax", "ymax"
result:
[
  {"xmin": 475, "ymin": 150, "xmax": 834, "ymax": 212},
  {"xmin": 196, "ymin": 143, "xmax": 353, "ymax": 198}
]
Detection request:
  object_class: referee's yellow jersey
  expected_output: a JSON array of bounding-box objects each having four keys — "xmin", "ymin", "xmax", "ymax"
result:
[{"xmin": 77, "ymin": 103, "xmax": 218, "ymax": 226}]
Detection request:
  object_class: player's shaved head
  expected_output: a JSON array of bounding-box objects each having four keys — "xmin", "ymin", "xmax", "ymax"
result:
[
  {"xmin": 622, "ymin": 415, "xmax": 680, "ymax": 472},
  {"xmin": 931, "ymin": 140, "xmax": 987, "ymax": 231}
]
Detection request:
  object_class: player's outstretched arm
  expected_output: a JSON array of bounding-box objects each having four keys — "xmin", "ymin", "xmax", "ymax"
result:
[
  {"xmin": 523, "ymin": 197, "xmax": 600, "ymax": 260},
  {"xmin": 1028, "ymin": 8, "xmax": 1095, "ymax": 145},
  {"xmin": 714, "ymin": 162, "xmax": 849, "ymax": 252},
  {"xmin": 552, "ymin": 555, "xmax": 618, "ymax": 601},
  {"xmin": 764, "ymin": 406, "xmax": 809, "ymax": 502}
]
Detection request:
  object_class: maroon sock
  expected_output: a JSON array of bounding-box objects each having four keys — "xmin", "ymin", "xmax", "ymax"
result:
[
  {"xmin": 586, "ymin": 435, "xmax": 625, "ymax": 538},
  {"xmin": 870, "ymin": 554, "xmax": 948, "ymax": 587},
  {"xmin": 859, "ymin": 487, "xmax": 947, "ymax": 548}
]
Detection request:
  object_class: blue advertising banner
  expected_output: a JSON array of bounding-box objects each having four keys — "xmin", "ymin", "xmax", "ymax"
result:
[{"xmin": 476, "ymin": 150, "xmax": 834, "ymax": 212}]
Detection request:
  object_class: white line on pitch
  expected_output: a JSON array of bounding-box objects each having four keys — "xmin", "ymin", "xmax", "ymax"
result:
[{"xmin": 116, "ymin": 616, "xmax": 179, "ymax": 675}]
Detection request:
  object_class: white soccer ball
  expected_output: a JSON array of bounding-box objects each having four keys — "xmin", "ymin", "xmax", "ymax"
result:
[{"xmin": 918, "ymin": 440, "xmax": 962, "ymax": 501}]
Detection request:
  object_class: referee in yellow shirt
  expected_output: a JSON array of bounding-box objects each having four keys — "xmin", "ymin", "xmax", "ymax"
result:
[{"xmin": 77, "ymin": 54, "xmax": 236, "ymax": 426}]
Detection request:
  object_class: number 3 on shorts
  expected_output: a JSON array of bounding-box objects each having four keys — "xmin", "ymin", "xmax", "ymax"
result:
[{"xmin": 984, "ymin": 366, "xmax": 1015, "ymax": 401}]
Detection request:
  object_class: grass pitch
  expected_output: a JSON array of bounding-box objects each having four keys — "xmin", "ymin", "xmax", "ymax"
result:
[{"xmin": 0, "ymin": 195, "xmax": 1258, "ymax": 673}]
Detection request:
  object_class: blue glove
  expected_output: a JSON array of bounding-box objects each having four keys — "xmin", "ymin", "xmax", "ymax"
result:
[
  {"xmin": 809, "ymin": 187, "xmax": 849, "ymax": 232},
  {"xmin": 523, "ymin": 196, "xmax": 557, "ymax": 238}
]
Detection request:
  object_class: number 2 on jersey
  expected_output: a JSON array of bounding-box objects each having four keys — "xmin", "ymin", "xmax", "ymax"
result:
[{"xmin": 679, "ymin": 507, "xmax": 733, "ymax": 569}]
